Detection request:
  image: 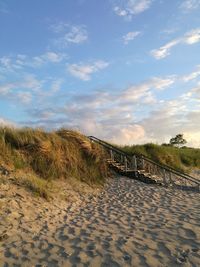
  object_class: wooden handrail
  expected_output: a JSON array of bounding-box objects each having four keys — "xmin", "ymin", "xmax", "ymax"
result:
[
  {"xmin": 88, "ymin": 136, "xmax": 127, "ymax": 156},
  {"xmin": 88, "ymin": 135, "xmax": 200, "ymax": 186},
  {"xmin": 139, "ymin": 155, "xmax": 199, "ymax": 185}
]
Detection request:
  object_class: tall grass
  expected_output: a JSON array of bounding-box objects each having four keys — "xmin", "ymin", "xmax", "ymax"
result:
[
  {"xmin": 0, "ymin": 127, "xmax": 108, "ymax": 186},
  {"xmin": 121, "ymin": 143, "xmax": 200, "ymax": 172}
]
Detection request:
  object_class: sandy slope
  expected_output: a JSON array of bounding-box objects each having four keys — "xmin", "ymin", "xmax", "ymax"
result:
[{"xmin": 0, "ymin": 176, "xmax": 200, "ymax": 267}]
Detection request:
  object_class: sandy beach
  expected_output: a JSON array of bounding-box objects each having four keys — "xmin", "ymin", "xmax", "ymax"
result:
[{"xmin": 1, "ymin": 175, "xmax": 200, "ymax": 267}]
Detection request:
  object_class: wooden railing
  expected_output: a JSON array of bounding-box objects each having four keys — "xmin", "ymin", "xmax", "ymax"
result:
[{"xmin": 88, "ymin": 136, "xmax": 200, "ymax": 192}]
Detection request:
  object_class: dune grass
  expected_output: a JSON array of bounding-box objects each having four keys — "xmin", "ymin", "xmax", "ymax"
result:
[
  {"xmin": 0, "ymin": 127, "xmax": 108, "ymax": 198},
  {"xmin": 11, "ymin": 172, "xmax": 52, "ymax": 199},
  {"xmin": 120, "ymin": 143, "xmax": 200, "ymax": 173}
]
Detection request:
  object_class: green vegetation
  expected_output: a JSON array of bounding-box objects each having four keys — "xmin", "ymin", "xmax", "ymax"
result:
[
  {"xmin": 169, "ymin": 133, "xmax": 187, "ymax": 147},
  {"xmin": 0, "ymin": 127, "xmax": 108, "ymax": 198},
  {"xmin": 120, "ymin": 143, "xmax": 200, "ymax": 173}
]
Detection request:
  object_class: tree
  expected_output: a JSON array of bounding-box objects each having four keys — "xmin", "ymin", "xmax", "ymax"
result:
[{"xmin": 169, "ymin": 134, "xmax": 187, "ymax": 147}]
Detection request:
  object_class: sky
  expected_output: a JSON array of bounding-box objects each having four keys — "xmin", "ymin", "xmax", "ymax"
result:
[{"xmin": 0, "ymin": 0, "xmax": 200, "ymax": 147}]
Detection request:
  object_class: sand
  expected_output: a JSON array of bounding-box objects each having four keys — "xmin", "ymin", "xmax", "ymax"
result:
[
  {"xmin": 191, "ymin": 169, "xmax": 200, "ymax": 181},
  {"xmin": 0, "ymin": 175, "xmax": 200, "ymax": 267}
]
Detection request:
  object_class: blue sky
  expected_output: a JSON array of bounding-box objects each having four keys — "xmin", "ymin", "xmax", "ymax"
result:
[{"xmin": 0, "ymin": 0, "xmax": 200, "ymax": 147}]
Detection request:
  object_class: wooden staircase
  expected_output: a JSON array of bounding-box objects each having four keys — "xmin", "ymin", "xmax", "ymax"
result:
[
  {"xmin": 107, "ymin": 159, "xmax": 161, "ymax": 185},
  {"xmin": 88, "ymin": 136, "xmax": 200, "ymax": 192}
]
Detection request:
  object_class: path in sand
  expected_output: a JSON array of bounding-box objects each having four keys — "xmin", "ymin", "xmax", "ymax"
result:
[{"xmin": 1, "ymin": 176, "xmax": 200, "ymax": 267}]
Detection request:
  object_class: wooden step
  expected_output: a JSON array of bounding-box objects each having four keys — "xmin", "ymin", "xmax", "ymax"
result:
[
  {"xmin": 138, "ymin": 170, "xmax": 159, "ymax": 179},
  {"xmin": 137, "ymin": 170, "xmax": 160, "ymax": 182},
  {"xmin": 107, "ymin": 159, "xmax": 116, "ymax": 163},
  {"xmin": 123, "ymin": 169, "xmax": 135, "ymax": 173},
  {"xmin": 113, "ymin": 163, "xmax": 123, "ymax": 167},
  {"xmin": 137, "ymin": 170, "xmax": 146, "ymax": 174},
  {"xmin": 108, "ymin": 163, "xmax": 163, "ymax": 184},
  {"xmin": 150, "ymin": 175, "xmax": 161, "ymax": 181}
]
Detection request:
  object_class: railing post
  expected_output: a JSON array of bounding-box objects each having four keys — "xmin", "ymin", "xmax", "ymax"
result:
[
  {"xmin": 154, "ymin": 164, "xmax": 157, "ymax": 175},
  {"xmin": 132, "ymin": 155, "xmax": 137, "ymax": 171},
  {"xmin": 148, "ymin": 162, "xmax": 151, "ymax": 173},
  {"xmin": 124, "ymin": 156, "xmax": 127, "ymax": 172},
  {"xmin": 184, "ymin": 178, "xmax": 187, "ymax": 188},
  {"xmin": 163, "ymin": 169, "xmax": 167, "ymax": 185},
  {"xmin": 169, "ymin": 172, "xmax": 173, "ymax": 186},
  {"xmin": 142, "ymin": 157, "xmax": 145, "ymax": 170},
  {"xmin": 110, "ymin": 149, "xmax": 114, "ymax": 161}
]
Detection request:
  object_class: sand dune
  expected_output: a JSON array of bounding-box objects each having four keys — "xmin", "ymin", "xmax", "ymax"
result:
[{"xmin": 1, "ymin": 176, "xmax": 200, "ymax": 267}]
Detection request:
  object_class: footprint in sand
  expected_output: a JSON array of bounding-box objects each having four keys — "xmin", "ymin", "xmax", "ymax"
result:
[{"xmin": 179, "ymin": 228, "xmax": 197, "ymax": 239}]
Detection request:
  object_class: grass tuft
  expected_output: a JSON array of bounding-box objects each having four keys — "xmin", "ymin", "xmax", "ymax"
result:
[
  {"xmin": 13, "ymin": 172, "xmax": 51, "ymax": 199},
  {"xmin": 0, "ymin": 127, "xmax": 108, "ymax": 197}
]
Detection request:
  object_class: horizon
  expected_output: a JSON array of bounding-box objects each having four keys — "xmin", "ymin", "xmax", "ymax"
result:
[{"xmin": 0, "ymin": 0, "xmax": 200, "ymax": 147}]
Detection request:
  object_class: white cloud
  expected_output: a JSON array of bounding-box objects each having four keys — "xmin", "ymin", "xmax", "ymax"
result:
[
  {"xmin": 0, "ymin": 75, "xmax": 42, "ymax": 95},
  {"xmin": 43, "ymin": 52, "xmax": 65, "ymax": 63},
  {"xmin": 0, "ymin": 56, "xmax": 24, "ymax": 70},
  {"xmin": 0, "ymin": 52, "xmax": 67, "ymax": 71},
  {"xmin": 67, "ymin": 60, "xmax": 109, "ymax": 81},
  {"xmin": 25, "ymin": 73, "xmax": 177, "ymax": 143},
  {"xmin": 123, "ymin": 31, "xmax": 141, "ymax": 44},
  {"xmin": 0, "ymin": 84, "xmax": 12, "ymax": 95},
  {"xmin": 140, "ymin": 102, "xmax": 200, "ymax": 147},
  {"xmin": 191, "ymin": 81, "xmax": 200, "ymax": 97},
  {"xmin": 21, "ymin": 75, "xmax": 42, "ymax": 91},
  {"xmin": 127, "ymin": 0, "xmax": 152, "ymax": 14},
  {"xmin": 114, "ymin": 7, "xmax": 129, "ymax": 17},
  {"xmin": 181, "ymin": 65, "xmax": 200, "ymax": 82},
  {"xmin": 121, "ymin": 77, "xmax": 175, "ymax": 103},
  {"xmin": 114, "ymin": 0, "xmax": 152, "ymax": 20},
  {"xmin": 52, "ymin": 23, "xmax": 88, "ymax": 47},
  {"xmin": 0, "ymin": 117, "xmax": 15, "ymax": 127},
  {"xmin": 180, "ymin": 0, "xmax": 200, "ymax": 12},
  {"xmin": 0, "ymin": 75, "xmax": 44, "ymax": 105},
  {"xmin": 32, "ymin": 51, "xmax": 67, "ymax": 66},
  {"xmin": 151, "ymin": 40, "xmax": 180, "ymax": 59},
  {"xmin": 150, "ymin": 77, "xmax": 175, "ymax": 89},
  {"xmin": 184, "ymin": 131, "xmax": 200, "ymax": 147},
  {"xmin": 184, "ymin": 28, "xmax": 200, "ymax": 44},
  {"xmin": 109, "ymin": 124, "xmax": 146, "ymax": 145},
  {"xmin": 64, "ymin": 25, "xmax": 88, "ymax": 44},
  {"xmin": 8, "ymin": 68, "xmax": 199, "ymax": 147},
  {"xmin": 0, "ymin": 56, "xmax": 12, "ymax": 68},
  {"xmin": 151, "ymin": 28, "xmax": 200, "ymax": 60}
]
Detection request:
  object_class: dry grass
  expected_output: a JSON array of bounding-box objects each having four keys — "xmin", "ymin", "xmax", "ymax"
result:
[
  {"xmin": 11, "ymin": 171, "xmax": 52, "ymax": 200},
  {"xmin": 0, "ymin": 127, "xmax": 108, "ymax": 198}
]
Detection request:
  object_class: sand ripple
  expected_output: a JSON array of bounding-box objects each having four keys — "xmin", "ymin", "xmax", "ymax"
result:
[{"xmin": 1, "ymin": 176, "xmax": 200, "ymax": 266}]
